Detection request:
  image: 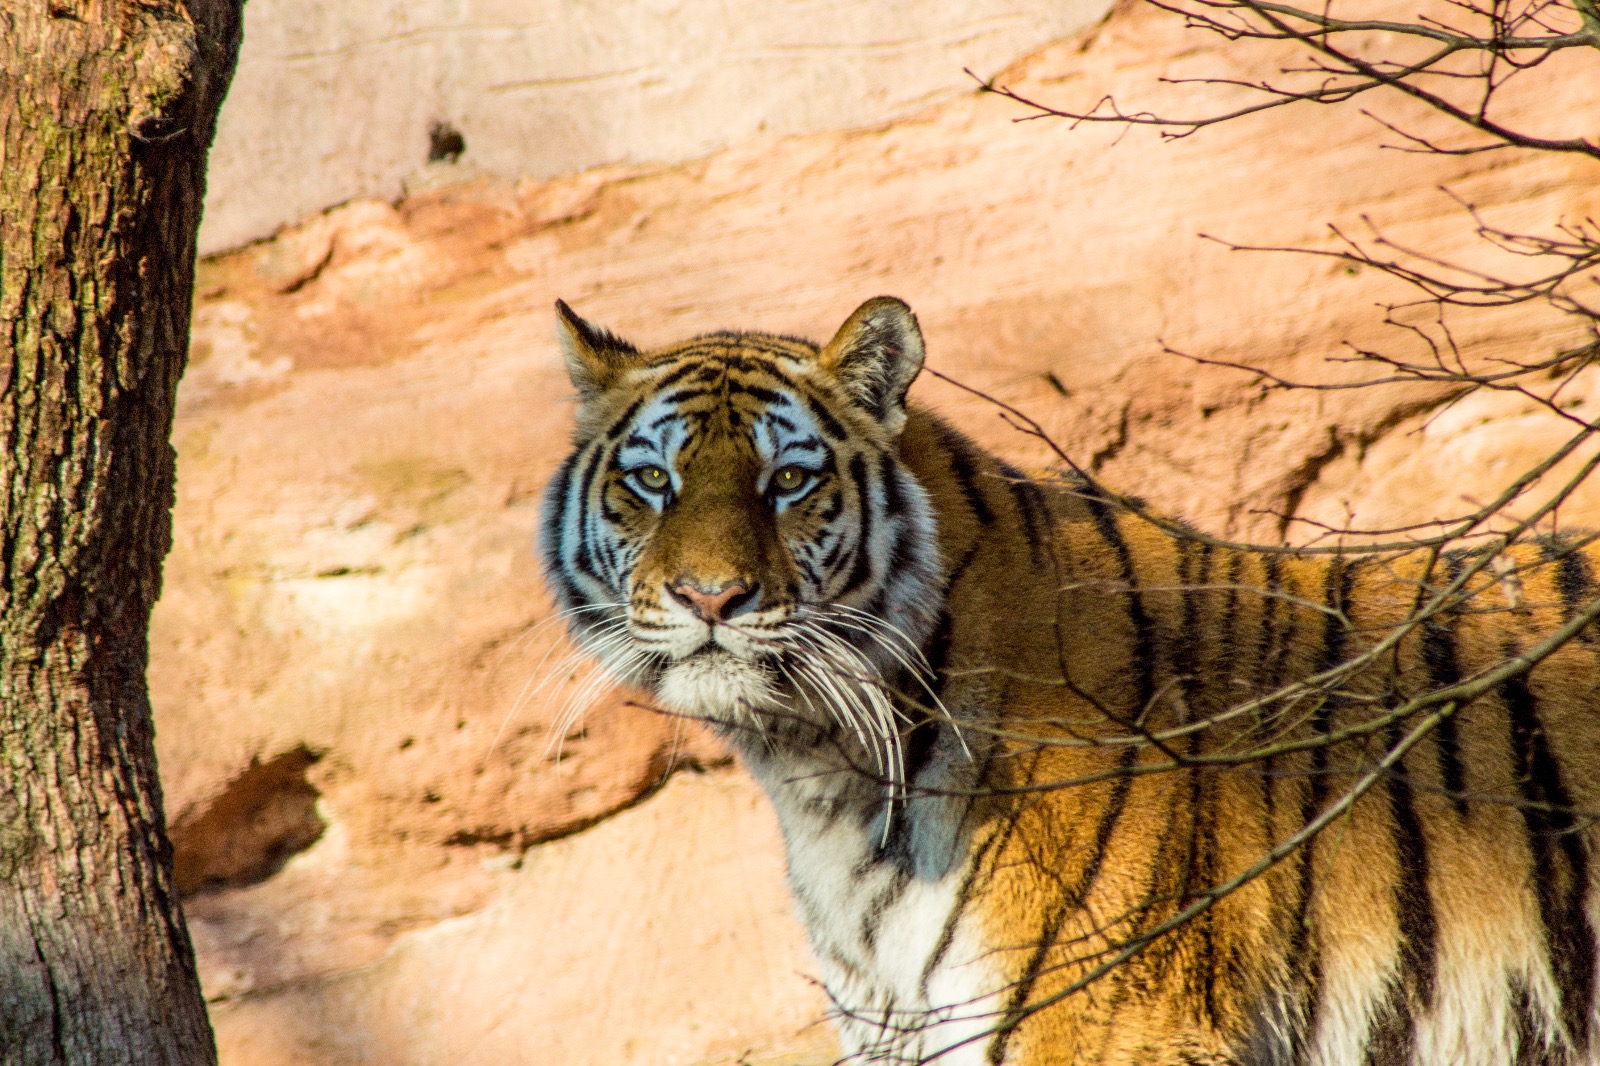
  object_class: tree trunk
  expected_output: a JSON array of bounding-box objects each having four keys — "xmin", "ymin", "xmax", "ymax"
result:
[{"xmin": 0, "ymin": 2, "xmax": 243, "ymax": 1062}]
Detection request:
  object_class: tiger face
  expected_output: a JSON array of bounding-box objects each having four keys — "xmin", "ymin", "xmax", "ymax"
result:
[{"xmin": 540, "ymin": 298, "xmax": 944, "ymax": 739}]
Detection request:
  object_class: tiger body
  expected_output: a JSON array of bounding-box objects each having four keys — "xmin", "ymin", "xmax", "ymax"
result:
[{"xmin": 540, "ymin": 297, "xmax": 1600, "ymax": 1065}]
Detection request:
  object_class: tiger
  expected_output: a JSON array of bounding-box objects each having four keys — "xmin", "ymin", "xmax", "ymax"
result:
[{"xmin": 539, "ymin": 295, "xmax": 1600, "ymax": 1065}]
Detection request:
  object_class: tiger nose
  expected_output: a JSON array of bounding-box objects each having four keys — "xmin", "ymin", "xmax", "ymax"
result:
[{"xmin": 668, "ymin": 580, "xmax": 757, "ymax": 624}]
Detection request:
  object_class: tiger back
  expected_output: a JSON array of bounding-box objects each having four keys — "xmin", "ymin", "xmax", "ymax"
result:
[{"xmin": 540, "ymin": 296, "xmax": 1600, "ymax": 1065}]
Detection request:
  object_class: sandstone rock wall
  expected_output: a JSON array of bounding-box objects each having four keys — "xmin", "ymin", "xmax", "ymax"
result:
[
  {"xmin": 159, "ymin": 4, "xmax": 1599, "ymax": 1063},
  {"xmin": 200, "ymin": 0, "xmax": 1108, "ymax": 253}
]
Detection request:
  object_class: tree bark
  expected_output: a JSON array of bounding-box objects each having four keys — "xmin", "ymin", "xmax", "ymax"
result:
[{"xmin": 0, "ymin": 2, "xmax": 243, "ymax": 1062}]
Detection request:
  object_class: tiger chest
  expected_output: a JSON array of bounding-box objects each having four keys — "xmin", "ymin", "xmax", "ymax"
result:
[{"xmin": 752, "ymin": 754, "xmax": 1006, "ymax": 1065}]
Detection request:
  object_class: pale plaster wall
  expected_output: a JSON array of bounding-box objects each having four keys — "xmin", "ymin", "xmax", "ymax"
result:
[{"xmin": 199, "ymin": 0, "xmax": 1110, "ymax": 254}]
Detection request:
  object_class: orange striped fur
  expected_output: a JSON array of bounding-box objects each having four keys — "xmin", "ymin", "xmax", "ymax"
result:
[{"xmin": 543, "ymin": 298, "xmax": 1600, "ymax": 1065}]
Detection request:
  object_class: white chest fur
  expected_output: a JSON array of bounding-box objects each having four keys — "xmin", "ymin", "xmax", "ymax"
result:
[{"xmin": 741, "ymin": 743, "xmax": 1006, "ymax": 1066}]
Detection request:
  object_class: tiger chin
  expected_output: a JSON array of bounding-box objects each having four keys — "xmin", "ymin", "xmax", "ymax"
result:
[{"xmin": 540, "ymin": 297, "xmax": 1600, "ymax": 1065}]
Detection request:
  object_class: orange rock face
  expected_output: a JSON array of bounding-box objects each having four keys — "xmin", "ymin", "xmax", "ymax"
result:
[{"xmin": 155, "ymin": 4, "xmax": 1599, "ymax": 1064}]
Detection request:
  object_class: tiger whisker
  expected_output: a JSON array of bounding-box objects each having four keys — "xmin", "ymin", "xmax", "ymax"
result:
[
  {"xmin": 782, "ymin": 620, "xmax": 909, "ymax": 841},
  {"xmin": 785, "ymin": 639, "xmax": 885, "ymax": 779},
  {"xmin": 538, "ymin": 620, "xmax": 643, "ymax": 764},
  {"xmin": 790, "ymin": 635, "xmax": 894, "ymax": 788},
  {"xmin": 809, "ymin": 608, "xmax": 971, "ymax": 759},
  {"xmin": 800, "ymin": 603, "xmax": 972, "ymax": 760},
  {"xmin": 825, "ymin": 602, "xmax": 933, "ymax": 671},
  {"xmin": 788, "ymin": 659, "xmax": 877, "ymax": 774},
  {"xmin": 810, "ymin": 611, "xmax": 929, "ymax": 685},
  {"xmin": 484, "ymin": 603, "xmax": 629, "ymax": 761},
  {"xmin": 546, "ymin": 639, "xmax": 656, "ymax": 765}
]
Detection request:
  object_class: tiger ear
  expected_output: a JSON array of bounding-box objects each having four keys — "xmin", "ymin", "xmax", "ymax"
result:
[
  {"xmin": 818, "ymin": 297, "xmax": 925, "ymax": 435},
  {"xmin": 555, "ymin": 299, "xmax": 640, "ymax": 399}
]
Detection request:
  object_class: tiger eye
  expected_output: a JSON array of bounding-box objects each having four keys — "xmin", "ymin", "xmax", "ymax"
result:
[
  {"xmin": 774, "ymin": 466, "xmax": 806, "ymax": 491},
  {"xmin": 637, "ymin": 466, "xmax": 669, "ymax": 490}
]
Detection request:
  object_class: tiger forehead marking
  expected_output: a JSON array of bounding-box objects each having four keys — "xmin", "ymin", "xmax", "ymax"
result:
[
  {"xmin": 616, "ymin": 368, "xmax": 831, "ymax": 490},
  {"xmin": 541, "ymin": 296, "xmax": 1600, "ymax": 1066}
]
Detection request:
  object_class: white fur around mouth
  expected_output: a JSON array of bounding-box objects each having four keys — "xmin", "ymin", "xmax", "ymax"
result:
[{"xmin": 655, "ymin": 647, "xmax": 779, "ymax": 719}]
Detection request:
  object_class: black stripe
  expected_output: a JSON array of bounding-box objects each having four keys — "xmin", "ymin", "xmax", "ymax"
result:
[
  {"xmin": 1361, "ymin": 986, "xmax": 1411, "ymax": 1066},
  {"xmin": 1308, "ymin": 556, "xmax": 1355, "ymax": 750},
  {"xmin": 1254, "ymin": 554, "xmax": 1287, "ymax": 858},
  {"xmin": 839, "ymin": 454, "xmax": 875, "ymax": 596},
  {"xmin": 1259, "ymin": 555, "xmax": 1294, "ymax": 695},
  {"xmin": 1510, "ymin": 980, "xmax": 1547, "ymax": 1065},
  {"xmin": 1549, "ymin": 538, "xmax": 1594, "ymax": 623},
  {"xmin": 998, "ymin": 460, "xmax": 1051, "ymax": 568},
  {"xmin": 935, "ymin": 422, "xmax": 996, "ymax": 526},
  {"xmin": 1245, "ymin": 553, "xmax": 1304, "ymax": 1058},
  {"xmin": 1170, "ymin": 551, "xmax": 1220, "ymax": 1021},
  {"xmin": 819, "ymin": 530, "xmax": 847, "ymax": 572},
  {"xmin": 884, "ymin": 527, "xmax": 917, "ymax": 574},
  {"xmin": 795, "ymin": 555, "xmax": 821, "ymax": 587},
  {"xmin": 1215, "ymin": 551, "xmax": 1244, "ymax": 684},
  {"xmin": 985, "ymin": 487, "xmax": 1151, "ymax": 1058},
  {"xmin": 735, "ymin": 382, "xmax": 789, "ymax": 407},
  {"xmin": 803, "ymin": 392, "xmax": 848, "ymax": 441},
  {"xmin": 594, "ymin": 536, "xmax": 619, "ymax": 585},
  {"xmin": 539, "ymin": 454, "xmax": 577, "ymax": 567},
  {"xmin": 923, "ymin": 609, "xmax": 955, "ymax": 698},
  {"xmin": 899, "ymin": 714, "xmax": 941, "ymax": 788},
  {"xmin": 644, "ymin": 407, "xmax": 686, "ymax": 431},
  {"xmin": 597, "ymin": 487, "xmax": 625, "ymax": 523},
  {"xmin": 873, "ymin": 708, "xmax": 945, "ymax": 875},
  {"xmin": 1503, "ymin": 653, "xmax": 1595, "ymax": 1048},
  {"xmin": 709, "ymin": 352, "xmax": 766, "ymax": 374},
  {"xmin": 699, "ymin": 335, "xmax": 816, "ymax": 361},
  {"xmin": 922, "ymin": 541, "xmax": 983, "ymax": 700},
  {"xmin": 1385, "ymin": 716, "xmax": 1439, "ymax": 1040},
  {"xmin": 1081, "ymin": 495, "xmax": 1156, "ymax": 713},
  {"xmin": 943, "ymin": 539, "xmax": 984, "ymax": 597},
  {"xmin": 570, "ymin": 447, "xmax": 609, "ymax": 583},
  {"xmin": 990, "ymin": 749, "xmax": 1139, "ymax": 1064},
  {"xmin": 657, "ymin": 386, "xmax": 714, "ymax": 407},
  {"xmin": 1254, "ymin": 554, "xmax": 1284, "ymax": 690},
  {"xmin": 817, "ymin": 488, "xmax": 844, "ymax": 523},
  {"xmin": 1421, "ymin": 553, "xmax": 1468, "ymax": 815},
  {"xmin": 1174, "ymin": 539, "xmax": 1215, "ymax": 709},
  {"xmin": 859, "ymin": 867, "xmax": 912, "ymax": 953},
  {"xmin": 651, "ymin": 360, "xmax": 703, "ymax": 390},
  {"xmin": 1293, "ymin": 557, "xmax": 1357, "ymax": 1059},
  {"xmin": 879, "ymin": 453, "xmax": 908, "ymax": 519},
  {"xmin": 602, "ymin": 395, "xmax": 647, "ymax": 441}
]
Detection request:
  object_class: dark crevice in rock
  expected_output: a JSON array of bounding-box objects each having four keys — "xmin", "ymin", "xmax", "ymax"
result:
[
  {"xmin": 1274, "ymin": 389, "xmax": 1465, "ymax": 539},
  {"xmin": 1276, "ymin": 428, "xmax": 1347, "ymax": 540},
  {"xmin": 170, "ymin": 745, "xmax": 326, "ymax": 896},
  {"xmin": 1088, "ymin": 400, "xmax": 1130, "ymax": 473}
]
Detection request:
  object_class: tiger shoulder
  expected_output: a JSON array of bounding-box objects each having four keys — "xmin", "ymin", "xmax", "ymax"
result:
[{"xmin": 540, "ymin": 295, "xmax": 1600, "ymax": 1065}]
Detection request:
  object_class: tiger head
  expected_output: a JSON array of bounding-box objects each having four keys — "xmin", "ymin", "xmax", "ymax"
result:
[{"xmin": 540, "ymin": 297, "xmax": 943, "ymax": 740}]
